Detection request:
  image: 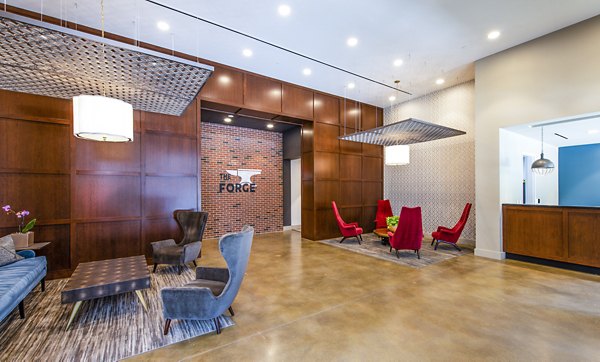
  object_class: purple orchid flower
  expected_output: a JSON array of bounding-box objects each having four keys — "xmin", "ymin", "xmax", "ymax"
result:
[
  {"xmin": 21, "ymin": 210, "xmax": 30, "ymax": 217},
  {"xmin": 2, "ymin": 205, "xmax": 10, "ymax": 212}
]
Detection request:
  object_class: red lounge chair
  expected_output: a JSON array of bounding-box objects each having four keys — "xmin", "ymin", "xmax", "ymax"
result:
[
  {"xmin": 332, "ymin": 201, "xmax": 363, "ymax": 244},
  {"xmin": 431, "ymin": 203, "xmax": 472, "ymax": 251},
  {"xmin": 374, "ymin": 199, "xmax": 394, "ymax": 229},
  {"xmin": 387, "ymin": 206, "xmax": 423, "ymax": 259}
]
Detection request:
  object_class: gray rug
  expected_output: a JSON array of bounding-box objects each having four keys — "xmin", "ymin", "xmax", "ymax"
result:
[
  {"xmin": 317, "ymin": 233, "xmax": 471, "ymax": 268},
  {"xmin": 0, "ymin": 265, "xmax": 233, "ymax": 362}
]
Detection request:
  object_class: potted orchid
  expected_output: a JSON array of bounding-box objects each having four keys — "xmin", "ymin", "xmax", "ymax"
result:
[{"xmin": 2, "ymin": 205, "xmax": 36, "ymax": 248}]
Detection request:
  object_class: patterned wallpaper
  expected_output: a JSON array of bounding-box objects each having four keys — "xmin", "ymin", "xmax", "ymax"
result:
[{"xmin": 383, "ymin": 81, "xmax": 475, "ymax": 243}]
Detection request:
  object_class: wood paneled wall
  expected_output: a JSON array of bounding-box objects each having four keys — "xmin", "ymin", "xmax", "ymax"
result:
[
  {"xmin": 0, "ymin": 89, "xmax": 198, "ymax": 278},
  {"xmin": 503, "ymin": 204, "xmax": 600, "ymax": 268}
]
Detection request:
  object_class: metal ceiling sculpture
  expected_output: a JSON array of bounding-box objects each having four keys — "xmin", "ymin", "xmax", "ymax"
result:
[
  {"xmin": 338, "ymin": 118, "xmax": 466, "ymax": 146},
  {"xmin": 0, "ymin": 11, "xmax": 213, "ymax": 116}
]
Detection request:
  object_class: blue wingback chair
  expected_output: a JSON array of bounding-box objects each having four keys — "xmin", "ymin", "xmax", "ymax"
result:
[{"xmin": 161, "ymin": 226, "xmax": 254, "ymax": 335}]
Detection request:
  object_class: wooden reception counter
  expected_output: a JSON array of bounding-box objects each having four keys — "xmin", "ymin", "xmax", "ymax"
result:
[{"xmin": 503, "ymin": 204, "xmax": 600, "ymax": 268}]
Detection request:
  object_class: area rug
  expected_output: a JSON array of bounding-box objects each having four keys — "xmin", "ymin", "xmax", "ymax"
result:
[
  {"xmin": 0, "ymin": 265, "xmax": 233, "ymax": 362},
  {"xmin": 317, "ymin": 233, "xmax": 472, "ymax": 268}
]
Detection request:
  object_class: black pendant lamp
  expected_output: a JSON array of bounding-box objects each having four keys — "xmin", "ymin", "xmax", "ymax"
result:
[{"xmin": 531, "ymin": 127, "xmax": 555, "ymax": 175}]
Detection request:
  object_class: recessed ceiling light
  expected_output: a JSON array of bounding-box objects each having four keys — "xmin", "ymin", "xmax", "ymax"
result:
[
  {"xmin": 487, "ymin": 30, "xmax": 501, "ymax": 40},
  {"xmin": 267, "ymin": 123, "xmax": 274, "ymax": 129},
  {"xmin": 227, "ymin": 114, "xmax": 234, "ymax": 118},
  {"xmin": 347, "ymin": 82, "xmax": 355, "ymax": 89},
  {"xmin": 389, "ymin": 96, "xmax": 396, "ymax": 102},
  {"xmin": 588, "ymin": 129, "xmax": 599, "ymax": 134},
  {"xmin": 436, "ymin": 78, "xmax": 445, "ymax": 85},
  {"xmin": 346, "ymin": 37, "xmax": 358, "ymax": 47},
  {"xmin": 242, "ymin": 48, "xmax": 253, "ymax": 57},
  {"xmin": 224, "ymin": 117, "xmax": 232, "ymax": 123},
  {"xmin": 303, "ymin": 68, "xmax": 312, "ymax": 76},
  {"xmin": 278, "ymin": 4, "xmax": 291, "ymax": 17},
  {"xmin": 156, "ymin": 21, "xmax": 170, "ymax": 32},
  {"xmin": 218, "ymin": 75, "xmax": 231, "ymax": 84},
  {"xmin": 393, "ymin": 59, "xmax": 403, "ymax": 67}
]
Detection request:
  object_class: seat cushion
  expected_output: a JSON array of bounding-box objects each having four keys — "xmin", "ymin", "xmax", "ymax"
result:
[
  {"xmin": 0, "ymin": 256, "xmax": 47, "ymax": 321},
  {"xmin": 185, "ymin": 279, "xmax": 226, "ymax": 296},
  {"xmin": 154, "ymin": 246, "xmax": 184, "ymax": 264}
]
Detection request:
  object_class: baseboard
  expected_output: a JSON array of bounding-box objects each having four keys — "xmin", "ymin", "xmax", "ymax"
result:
[
  {"xmin": 474, "ymin": 248, "xmax": 506, "ymax": 260},
  {"xmin": 283, "ymin": 226, "xmax": 293, "ymax": 231}
]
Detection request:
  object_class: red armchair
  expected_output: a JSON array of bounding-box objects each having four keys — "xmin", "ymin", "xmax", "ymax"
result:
[
  {"xmin": 431, "ymin": 203, "xmax": 472, "ymax": 251},
  {"xmin": 332, "ymin": 201, "xmax": 363, "ymax": 244},
  {"xmin": 387, "ymin": 206, "xmax": 423, "ymax": 259},
  {"xmin": 374, "ymin": 199, "xmax": 394, "ymax": 229}
]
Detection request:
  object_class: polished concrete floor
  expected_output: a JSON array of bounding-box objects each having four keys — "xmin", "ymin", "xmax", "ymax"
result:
[{"xmin": 130, "ymin": 231, "xmax": 600, "ymax": 361}]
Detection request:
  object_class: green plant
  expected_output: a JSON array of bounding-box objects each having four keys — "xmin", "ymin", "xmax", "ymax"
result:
[
  {"xmin": 386, "ymin": 215, "xmax": 399, "ymax": 228},
  {"xmin": 2, "ymin": 205, "xmax": 36, "ymax": 233}
]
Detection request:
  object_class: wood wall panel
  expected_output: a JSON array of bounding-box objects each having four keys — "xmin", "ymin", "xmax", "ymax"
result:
[
  {"xmin": 339, "ymin": 181, "xmax": 362, "ymax": 207},
  {"xmin": 244, "ymin": 74, "xmax": 282, "ymax": 113},
  {"xmin": 142, "ymin": 217, "xmax": 182, "ymax": 257},
  {"xmin": 314, "ymin": 123, "xmax": 340, "ymax": 153},
  {"xmin": 74, "ymin": 132, "xmax": 141, "ymax": 172},
  {"xmin": 315, "ymin": 208, "xmax": 339, "ymax": 240},
  {"xmin": 361, "ymin": 104, "xmax": 378, "ymax": 130},
  {"xmin": 314, "ymin": 93, "xmax": 339, "ymax": 125},
  {"xmin": 0, "ymin": 89, "xmax": 71, "ymax": 122},
  {"xmin": 338, "ymin": 207, "xmax": 362, "ymax": 227},
  {"xmin": 199, "ymin": 67, "xmax": 244, "ymax": 105},
  {"xmin": 73, "ymin": 175, "xmax": 141, "ymax": 219},
  {"xmin": 568, "ymin": 211, "xmax": 600, "ymax": 266},
  {"xmin": 282, "ymin": 84, "xmax": 313, "ymax": 120},
  {"xmin": 362, "ymin": 181, "xmax": 382, "ymax": 207},
  {"xmin": 144, "ymin": 133, "xmax": 197, "ymax": 175},
  {"xmin": 314, "ymin": 152, "xmax": 339, "ymax": 180},
  {"xmin": 363, "ymin": 156, "xmax": 383, "ymax": 181},
  {"xmin": 301, "ymin": 122, "xmax": 313, "ymax": 153},
  {"xmin": 0, "ymin": 119, "xmax": 69, "ymax": 172},
  {"xmin": 340, "ymin": 138, "xmax": 362, "ymax": 155},
  {"xmin": 301, "ymin": 152, "xmax": 314, "ymax": 181},
  {"xmin": 362, "ymin": 144, "xmax": 383, "ymax": 157},
  {"xmin": 339, "ymin": 154, "xmax": 362, "ymax": 180},
  {"xmin": 74, "ymin": 220, "xmax": 141, "ymax": 264},
  {"xmin": 340, "ymin": 99, "xmax": 359, "ymax": 130},
  {"xmin": 144, "ymin": 176, "xmax": 198, "ymax": 218},
  {"xmin": 361, "ymin": 206, "xmax": 378, "ymax": 233},
  {"xmin": 0, "ymin": 174, "xmax": 70, "ymax": 226},
  {"xmin": 315, "ymin": 180, "xmax": 340, "ymax": 210},
  {"xmin": 143, "ymin": 103, "xmax": 197, "ymax": 136},
  {"xmin": 301, "ymin": 208, "xmax": 315, "ymax": 240},
  {"xmin": 301, "ymin": 180, "xmax": 314, "ymax": 210}
]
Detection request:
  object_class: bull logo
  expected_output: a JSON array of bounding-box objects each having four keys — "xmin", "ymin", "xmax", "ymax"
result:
[
  {"xmin": 219, "ymin": 168, "xmax": 261, "ymax": 193},
  {"xmin": 225, "ymin": 169, "xmax": 262, "ymax": 184}
]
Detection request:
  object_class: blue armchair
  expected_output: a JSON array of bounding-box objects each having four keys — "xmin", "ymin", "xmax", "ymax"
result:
[{"xmin": 161, "ymin": 226, "xmax": 254, "ymax": 335}]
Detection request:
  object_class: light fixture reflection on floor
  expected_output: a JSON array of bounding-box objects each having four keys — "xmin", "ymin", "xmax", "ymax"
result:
[
  {"xmin": 385, "ymin": 145, "xmax": 410, "ymax": 165},
  {"xmin": 531, "ymin": 126, "xmax": 555, "ymax": 175},
  {"xmin": 73, "ymin": 95, "xmax": 133, "ymax": 142}
]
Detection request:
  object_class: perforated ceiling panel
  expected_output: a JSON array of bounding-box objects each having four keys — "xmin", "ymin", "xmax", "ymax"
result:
[
  {"xmin": 338, "ymin": 118, "xmax": 466, "ymax": 146},
  {"xmin": 0, "ymin": 12, "xmax": 213, "ymax": 116}
]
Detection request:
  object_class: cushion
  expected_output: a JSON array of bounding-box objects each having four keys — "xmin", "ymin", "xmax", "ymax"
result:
[
  {"xmin": 185, "ymin": 279, "xmax": 226, "ymax": 296},
  {"xmin": 0, "ymin": 235, "xmax": 23, "ymax": 267}
]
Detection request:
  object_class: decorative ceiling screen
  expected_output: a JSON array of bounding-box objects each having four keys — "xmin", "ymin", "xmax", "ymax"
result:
[
  {"xmin": 338, "ymin": 118, "xmax": 466, "ymax": 146},
  {"xmin": 0, "ymin": 12, "xmax": 213, "ymax": 116}
]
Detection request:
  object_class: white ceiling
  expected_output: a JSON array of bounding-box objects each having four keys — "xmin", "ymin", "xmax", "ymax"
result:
[
  {"xmin": 507, "ymin": 113, "xmax": 600, "ymax": 148},
  {"xmin": 5, "ymin": 0, "xmax": 600, "ymax": 107}
]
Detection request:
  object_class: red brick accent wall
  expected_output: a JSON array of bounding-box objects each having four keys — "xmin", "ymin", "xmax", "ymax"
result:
[{"xmin": 201, "ymin": 122, "xmax": 283, "ymax": 238}]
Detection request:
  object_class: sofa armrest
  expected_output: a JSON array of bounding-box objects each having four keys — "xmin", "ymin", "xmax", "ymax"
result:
[
  {"xmin": 196, "ymin": 267, "xmax": 229, "ymax": 283},
  {"xmin": 16, "ymin": 250, "xmax": 36, "ymax": 259},
  {"xmin": 151, "ymin": 239, "xmax": 177, "ymax": 252},
  {"xmin": 183, "ymin": 241, "xmax": 202, "ymax": 263},
  {"xmin": 161, "ymin": 287, "xmax": 217, "ymax": 320}
]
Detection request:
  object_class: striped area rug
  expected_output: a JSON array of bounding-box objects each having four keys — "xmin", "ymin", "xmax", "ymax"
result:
[{"xmin": 0, "ymin": 265, "xmax": 234, "ymax": 361}]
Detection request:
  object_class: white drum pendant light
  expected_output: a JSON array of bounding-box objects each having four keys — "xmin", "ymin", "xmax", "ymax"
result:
[
  {"xmin": 385, "ymin": 145, "xmax": 410, "ymax": 166},
  {"xmin": 73, "ymin": 95, "xmax": 134, "ymax": 142}
]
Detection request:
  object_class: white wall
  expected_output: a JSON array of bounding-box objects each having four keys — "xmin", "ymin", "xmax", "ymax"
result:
[
  {"xmin": 290, "ymin": 158, "xmax": 301, "ymax": 226},
  {"xmin": 499, "ymin": 129, "xmax": 558, "ymax": 205},
  {"xmin": 384, "ymin": 81, "xmax": 475, "ymax": 242},
  {"xmin": 475, "ymin": 15, "xmax": 600, "ymax": 259}
]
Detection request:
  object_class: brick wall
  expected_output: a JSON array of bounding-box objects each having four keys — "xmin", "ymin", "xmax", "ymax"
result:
[{"xmin": 201, "ymin": 122, "xmax": 283, "ymax": 238}]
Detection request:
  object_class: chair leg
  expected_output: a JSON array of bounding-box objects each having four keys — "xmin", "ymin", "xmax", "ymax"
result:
[
  {"xmin": 213, "ymin": 317, "xmax": 221, "ymax": 334},
  {"xmin": 431, "ymin": 238, "xmax": 436, "ymax": 246},
  {"xmin": 153, "ymin": 263, "xmax": 157, "ymax": 273},
  {"xmin": 434, "ymin": 241, "xmax": 439, "ymax": 250},
  {"xmin": 163, "ymin": 319, "xmax": 171, "ymax": 335},
  {"xmin": 389, "ymin": 246, "xmax": 392, "ymax": 252},
  {"xmin": 416, "ymin": 249, "xmax": 421, "ymax": 259},
  {"xmin": 339, "ymin": 237, "xmax": 347, "ymax": 244},
  {"xmin": 395, "ymin": 250, "xmax": 400, "ymax": 259},
  {"xmin": 178, "ymin": 265, "xmax": 182, "ymax": 275},
  {"xmin": 228, "ymin": 306, "xmax": 235, "ymax": 316},
  {"xmin": 356, "ymin": 235, "xmax": 361, "ymax": 245},
  {"xmin": 453, "ymin": 244, "xmax": 462, "ymax": 252},
  {"xmin": 193, "ymin": 260, "xmax": 197, "ymax": 267},
  {"xmin": 18, "ymin": 301, "xmax": 25, "ymax": 319},
  {"xmin": 41, "ymin": 277, "xmax": 45, "ymax": 292}
]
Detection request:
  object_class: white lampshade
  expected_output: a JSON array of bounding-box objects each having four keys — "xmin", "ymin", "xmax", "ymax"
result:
[
  {"xmin": 73, "ymin": 95, "xmax": 134, "ymax": 142},
  {"xmin": 385, "ymin": 145, "xmax": 410, "ymax": 166}
]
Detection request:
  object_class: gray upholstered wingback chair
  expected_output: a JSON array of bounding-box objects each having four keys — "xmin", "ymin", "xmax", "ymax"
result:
[
  {"xmin": 151, "ymin": 210, "xmax": 208, "ymax": 275},
  {"xmin": 161, "ymin": 225, "xmax": 254, "ymax": 335}
]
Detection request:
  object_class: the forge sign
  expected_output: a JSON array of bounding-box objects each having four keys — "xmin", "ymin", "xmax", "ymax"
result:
[{"xmin": 219, "ymin": 169, "xmax": 261, "ymax": 193}]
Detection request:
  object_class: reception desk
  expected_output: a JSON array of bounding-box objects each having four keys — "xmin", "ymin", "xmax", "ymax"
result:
[{"xmin": 503, "ymin": 204, "xmax": 600, "ymax": 268}]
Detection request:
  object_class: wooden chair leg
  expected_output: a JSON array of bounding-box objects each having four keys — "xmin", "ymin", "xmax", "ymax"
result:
[
  {"xmin": 178, "ymin": 265, "xmax": 182, "ymax": 275},
  {"xmin": 395, "ymin": 250, "xmax": 400, "ymax": 259},
  {"xmin": 41, "ymin": 277, "xmax": 45, "ymax": 292},
  {"xmin": 193, "ymin": 260, "xmax": 197, "ymax": 267},
  {"xmin": 434, "ymin": 241, "xmax": 439, "ymax": 250},
  {"xmin": 163, "ymin": 319, "xmax": 171, "ymax": 335},
  {"xmin": 389, "ymin": 246, "xmax": 392, "ymax": 252},
  {"xmin": 431, "ymin": 238, "xmax": 436, "ymax": 246},
  {"xmin": 339, "ymin": 237, "xmax": 346, "ymax": 243},
  {"xmin": 214, "ymin": 317, "xmax": 221, "ymax": 334},
  {"xmin": 18, "ymin": 301, "xmax": 25, "ymax": 319},
  {"xmin": 416, "ymin": 250, "xmax": 421, "ymax": 259},
  {"xmin": 228, "ymin": 306, "xmax": 235, "ymax": 316},
  {"xmin": 453, "ymin": 244, "xmax": 462, "ymax": 252},
  {"xmin": 153, "ymin": 263, "xmax": 157, "ymax": 273},
  {"xmin": 356, "ymin": 236, "xmax": 361, "ymax": 245}
]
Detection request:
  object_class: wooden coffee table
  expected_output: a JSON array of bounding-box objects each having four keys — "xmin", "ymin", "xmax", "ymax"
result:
[
  {"xmin": 61, "ymin": 255, "xmax": 151, "ymax": 330},
  {"xmin": 374, "ymin": 228, "xmax": 391, "ymax": 245}
]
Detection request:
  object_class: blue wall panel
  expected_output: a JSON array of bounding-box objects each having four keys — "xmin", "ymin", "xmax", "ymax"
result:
[{"xmin": 559, "ymin": 143, "xmax": 600, "ymax": 206}]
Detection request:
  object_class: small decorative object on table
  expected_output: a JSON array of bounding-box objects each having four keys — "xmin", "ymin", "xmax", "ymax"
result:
[
  {"xmin": 386, "ymin": 215, "xmax": 399, "ymax": 230},
  {"xmin": 2, "ymin": 205, "xmax": 37, "ymax": 248}
]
